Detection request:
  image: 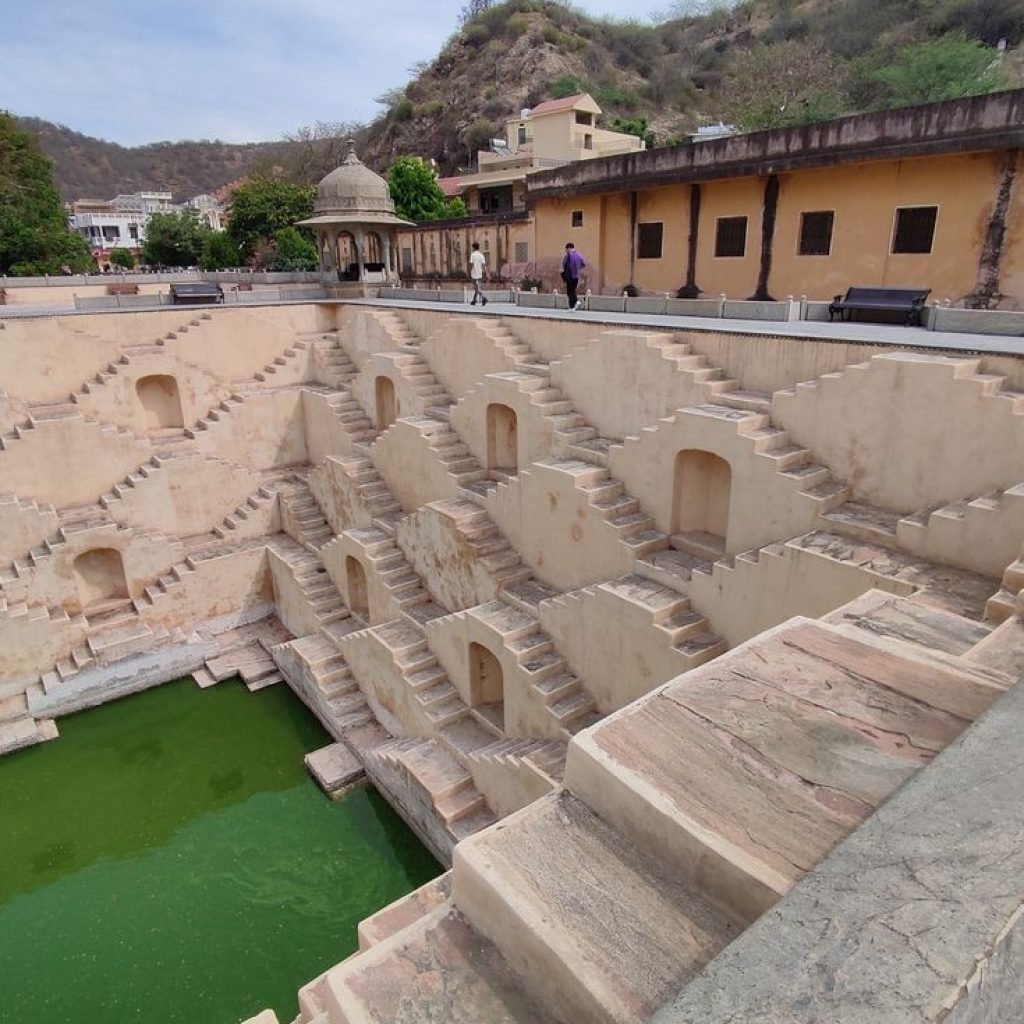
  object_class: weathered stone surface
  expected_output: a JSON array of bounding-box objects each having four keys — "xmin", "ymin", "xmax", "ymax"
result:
[
  {"xmin": 304, "ymin": 741, "xmax": 364, "ymax": 797},
  {"xmin": 318, "ymin": 903, "xmax": 555, "ymax": 1024},
  {"xmin": 651, "ymin": 677, "xmax": 1024, "ymax": 1024},
  {"xmin": 455, "ymin": 791, "xmax": 737, "ymax": 1024}
]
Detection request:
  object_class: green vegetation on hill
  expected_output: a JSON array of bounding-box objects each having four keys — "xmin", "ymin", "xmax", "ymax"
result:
[
  {"xmin": 13, "ymin": 0, "xmax": 1024, "ymax": 201},
  {"xmin": 362, "ymin": 0, "xmax": 1021, "ymax": 171}
]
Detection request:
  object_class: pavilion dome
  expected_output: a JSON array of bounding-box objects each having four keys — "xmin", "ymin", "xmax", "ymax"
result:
[{"xmin": 312, "ymin": 141, "xmax": 397, "ymax": 218}]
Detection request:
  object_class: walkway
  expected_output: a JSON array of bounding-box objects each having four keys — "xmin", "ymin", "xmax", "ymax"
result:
[
  {"xmin": 3, "ymin": 294, "xmax": 1022, "ymax": 357},
  {"xmin": 349, "ymin": 298, "xmax": 1024, "ymax": 358}
]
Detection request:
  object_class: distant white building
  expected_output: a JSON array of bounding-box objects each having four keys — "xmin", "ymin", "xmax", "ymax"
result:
[{"xmin": 69, "ymin": 190, "xmax": 227, "ymax": 262}]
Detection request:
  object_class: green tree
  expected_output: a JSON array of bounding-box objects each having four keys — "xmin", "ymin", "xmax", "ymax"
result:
[
  {"xmin": 0, "ymin": 112, "xmax": 92, "ymax": 275},
  {"xmin": 226, "ymin": 178, "xmax": 315, "ymax": 259},
  {"xmin": 267, "ymin": 227, "xmax": 318, "ymax": 271},
  {"xmin": 199, "ymin": 230, "xmax": 242, "ymax": 270},
  {"xmin": 868, "ymin": 33, "xmax": 1006, "ymax": 108},
  {"xmin": 109, "ymin": 248, "xmax": 135, "ymax": 270},
  {"xmin": 722, "ymin": 41, "xmax": 852, "ymax": 130},
  {"xmin": 610, "ymin": 116, "xmax": 656, "ymax": 150},
  {"xmin": 141, "ymin": 210, "xmax": 209, "ymax": 267},
  {"xmin": 387, "ymin": 156, "xmax": 467, "ymax": 222}
]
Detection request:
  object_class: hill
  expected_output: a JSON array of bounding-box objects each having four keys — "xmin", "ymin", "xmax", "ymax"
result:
[
  {"xmin": 361, "ymin": 0, "xmax": 1024, "ymax": 174},
  {"xmin": 16, "ymin": 0, "xmax": 1024, "ymax": 199},
  {"xmin": 13, "ymin": 118, "xmax": 287, "ymax": 202}
]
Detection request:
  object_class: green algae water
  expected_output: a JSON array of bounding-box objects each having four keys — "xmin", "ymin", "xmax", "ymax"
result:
[{"xmin": 0, "ymin": 678, "xmax": 441, "ymax": 1024}]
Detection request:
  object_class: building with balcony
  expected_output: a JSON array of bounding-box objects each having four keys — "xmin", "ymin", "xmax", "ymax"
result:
[
  {"xmin": 437, "ymin": 93, "xmax": 644, "ymax": 218},
  {"xmin": 399, "ymin": 94, "xmax": 643, "ymax": 281},
  {"xmin": 69, "ymin": 191, "xmax": 227, "ymax": 264}
]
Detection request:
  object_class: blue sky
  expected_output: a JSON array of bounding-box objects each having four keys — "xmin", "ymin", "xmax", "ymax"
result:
[{"xmin": 1, "ymin": 0, "xmax": 655, "ymax": 145}]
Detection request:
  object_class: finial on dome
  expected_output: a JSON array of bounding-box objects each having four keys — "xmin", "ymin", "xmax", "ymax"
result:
[{"xmin": 344, "ymin": 137, "xmax": 359, "ymax": 164}]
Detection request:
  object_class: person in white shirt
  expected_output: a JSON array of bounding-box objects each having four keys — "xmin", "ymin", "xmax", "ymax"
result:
[{"xmin": 468, "ymin": 242, "xmax": 487, "ymax": 306}]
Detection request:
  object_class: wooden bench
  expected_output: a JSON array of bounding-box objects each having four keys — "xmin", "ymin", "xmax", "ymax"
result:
[
  {"xmin": 829, "ymin": 286, "xmax": 929, "ymax": 326},
  {"xmin": 105, "ymin": 283, "xmax": 139, "ymax": 296}
]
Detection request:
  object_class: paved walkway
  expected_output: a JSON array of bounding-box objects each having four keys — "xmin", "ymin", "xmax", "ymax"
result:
[
  {"xmin": 3, "ymin": 294, "xmax": 1022, "ymax": 357},
  {"xmin": 348, "ymin": 298, "xmax": 1024, "ymax": 357}
]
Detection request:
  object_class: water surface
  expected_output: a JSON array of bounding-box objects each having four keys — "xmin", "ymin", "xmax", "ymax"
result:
[{"xmin": 0, "ymin": 678, "xmax": 440, "ymax": 1024}]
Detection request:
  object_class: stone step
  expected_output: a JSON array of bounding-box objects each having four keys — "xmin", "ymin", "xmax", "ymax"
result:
[
  {"xmin": 302, "ymin": 903, "xmax": 554, "ymax": 1024},
  {"xmin": 790, "ymin": 530, "xmax": 997, "ymax": 621},
  {"xmin": 568, "ymin": 615, "xmax": 1005, "ymax": 925},
  {"xmin": 455, "ymin": 792, "xmax": 737, "ymax": 1024}
]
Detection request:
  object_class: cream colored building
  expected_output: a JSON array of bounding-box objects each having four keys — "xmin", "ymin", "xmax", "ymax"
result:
[{"xmin": 394, "ymin": 94, "xmax": 643, "ymax": 281}]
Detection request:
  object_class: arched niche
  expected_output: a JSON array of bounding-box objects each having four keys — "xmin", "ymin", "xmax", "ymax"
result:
[
  {"xmin": 469, "ymin": 641, "xmax": 505, "ymax": 731},
  {"xmin": 375, "ymin": 375, "xmax": 397, "ymax": 431},
  {"xmin": 73, "ymin": 547, "xmax": 128, "ymax": 609},
  {"xmin": 486, "ymin": 403, "xmax": 518, "ymax": 473},
  {"xmin": 135, "ymin": 374, "xmax": 184, "ymax": 430},
  {"xmin": 671, "ymin": 449, "xmax": 731, "ymax": 550},
  {"xmin": 346, "ymin": 556, "xmax": 369, "ymax": 619}
]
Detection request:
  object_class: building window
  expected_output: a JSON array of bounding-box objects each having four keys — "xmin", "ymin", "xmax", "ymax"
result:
[
  {"xmin": 892, "ymin": 206, "xmax": 938, "ymax": 254},
  {"xmin": 575, "ymin": 112, "xmax": 593, "ymax": 125},
  {"xmin": 401, "ymin": 247, "xmax": 413, "ymax": 272},
  {"xmin": 798, "ymin": 211, "xmax": 834, "ymax": 256},
  {"xmin": 583, "ymin": 134, "xmax": 593, "ymax": 150},
  {"xmin": 637, "ymin": 222, "xmax": 664, "ymax": 260},
  {"xmin": 571, "ymin": 210, "xmax": 584, "ymax": 228},
  {"xmin": 514, "ymin": 241, "xmax": 529, "ymax": 263},
  {"xmin": 714, "ymin": 216, "xmax": 747, "ymax": 258},
  {"xmin": 517, "ymin": 125, "xmax": 527, "ymax": 146}
]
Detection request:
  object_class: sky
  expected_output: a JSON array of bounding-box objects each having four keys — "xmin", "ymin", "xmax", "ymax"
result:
[{"xmin": 1, "ymin": 0, "xmax": 661, "ymax": 146}]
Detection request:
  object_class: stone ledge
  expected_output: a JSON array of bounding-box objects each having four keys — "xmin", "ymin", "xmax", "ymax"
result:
[{"xmin": 651, "ymin": 675, "xmax": 1024, "ymax": 1024}]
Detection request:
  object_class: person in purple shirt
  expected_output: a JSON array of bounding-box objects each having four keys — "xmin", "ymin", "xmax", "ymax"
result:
[{"xmin": 561, "ymin": 242, "xmax": 586, "ymax": 311}]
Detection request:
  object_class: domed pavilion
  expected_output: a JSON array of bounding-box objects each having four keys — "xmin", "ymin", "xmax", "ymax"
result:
[{"xmin": 297, "ymin": 140, "xmax": 412, "ymax": 294}]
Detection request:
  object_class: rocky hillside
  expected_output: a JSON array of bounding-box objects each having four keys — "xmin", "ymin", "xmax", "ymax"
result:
[
  {"xmin": 362, "ymin": 0, "xmax": 1023, "ymax": 174},
  {"xmin": 18, "ymin": 0, "xmax": 1024, "ymax": 198}
]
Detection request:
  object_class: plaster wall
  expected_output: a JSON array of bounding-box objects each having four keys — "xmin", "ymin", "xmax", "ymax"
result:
[
  {"xmin": 483, "ymin": 462, "xmax": 635, "ymax": 590},
  {"xmin": 688, "ymin": 544, "xmax": 911, "ymax": 648},
  {"xmin": 320, "ymin": 534, "xmax": 397, "ymax": 626},
  {"xmin": 267, "ymin": 547, "xmax": 327, "ymax": 639},
  {"xmin": 463, "ymin": 749, "xmax": 556, "ymax": 819},
  {"xmin": 74, "ymin": 354, "xmax": 223, "ymax": 434},
  {"xmin": 608, "ymin": 407, "xmax": 822, "ymax": 553},
  {"xmin": 539, "ymin": 583, "xmax": 701, "ymax": 713},
  {"xmin": 0, "ymin": 319, "xmax": 126, "ymax": 402},
  {"xmin": 420, "ymin": 317, "xmax": 519, "ymax": 399},
  {"xmin": 301, "ymin": 390, "xmax": 349, "ymax": 464},
  {"xmin": 395, "ymin": 503, "xmax": 501, "ymax": 611},
  {"xmin": 308, "ymin": 456, "xmax": 377, "ymax": 534},
  {"xmin": 0, "ymin": 498, "xmax": 58, "ymax": 567},
  {"xmin": 774, "ymin": 352, "xmax": 1024, "ymax": 512},
  {"xmin": 423, "ymin": 610, "xmax": 563, "ymax": 739},
  {"xmin": 138, "ymin": 545, "xmax": 272, "ymax": 631},
  {"xmin": 0, "ymin": 611, "xmax": 87, "ymax": 691},
  {"xmin": 0, "ymin": 416, "xmax": 154, "ymax": 509},
  {"xmin": 450, "ymin": 375, "xmax": 555, "ymax": 470},
  {"xmin": 372, "ymin": 420, "xmax": 459, "ymax": 510},
  {"xmin": 192, "ymin": 388, "xmax": 308, "ymax": 469},
  {"xmin": 102, "ymin": 455, "xmax": 262, "ymax": 537},
  {"xmin": 551, "ymin": 330, "xmax": 705, "ymax": 441},
  {"xmin": 340, "ymin": 629, "xmax": 435, "ymax": 737},
  {"xmin": 3, "ymin": 524, "xmax": 184, "ymax": 612}
]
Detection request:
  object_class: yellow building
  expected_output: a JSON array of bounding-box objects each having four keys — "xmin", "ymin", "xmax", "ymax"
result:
[
  {"xmin": 396, "ymin": 94, "xmax": 642, "ymax": 282},
  {"xmin": 527, "ymin": 89, "xmax": 1024, "ymax": 307}
]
